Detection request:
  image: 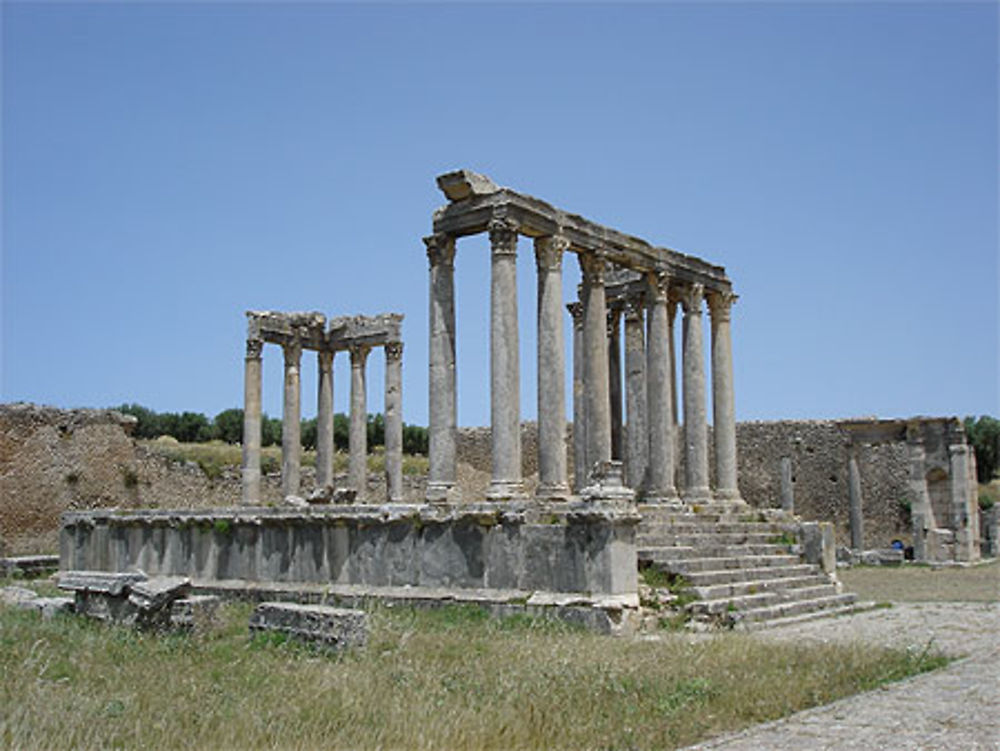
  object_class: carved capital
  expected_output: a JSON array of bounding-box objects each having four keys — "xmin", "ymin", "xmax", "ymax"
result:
[
  {"xmin": 246, "ymin": 339, "xmax": 264, "ymax": 359},
  {"xmin": 706, "ymin": 289, "xmax": 737, "ymax": 322},
  {"xmin": 606, "ymin": 304, "xmax": 622, "ymax": 337},
  {"xmin": 282, "ymin": 340, "xmax": 302, "ymax": 365},
  {"xmin": 317, "ymin": 349, "xmax": 335, "ymax": 369},
  {"xmin": 384, "ymin": 341, "xmax": 404, "ymax": 362},
  {"xmin": 624, "ymin": 294, "xmax": 645, "ymax": 322},
  {"xmin": 645, "ymin": 270, "xmax": 670, "ymax": 305},
  {"xmin": 424, "ymin": 233, "xmax": 456, "ymax": 269},
  {"xmin": 488, "ymin": 217, "xmax": 519, "ymax": 257},
  {"xmin": 534, "ymin": 234, "xmax": 569, "ymax": 272},
  {"xmin": 566, "ymin": 301, "xmax": 584, "ymax": 325},
  {"xmin": 678, "ymin": 283, "xmax": 705, "ymax": 315},
  {"xmin": 349, "ymin": 343, "xmax": 372, "ymax": 367},
  {"xmin": 578, "ymin": 251, "xmax": 607, "ymax": 285}
]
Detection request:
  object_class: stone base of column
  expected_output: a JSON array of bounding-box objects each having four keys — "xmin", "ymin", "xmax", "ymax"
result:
[
  {"xmin": 535, "ymin": 483, "xmax": 571, "ymax": 501},
  {"xmin": 426, "ymin": 483, "xmax": 461, "ymax": 504},
  {"xmin": 580, "ymin": 461, "xmax": 636, "ymax": 503},
  {"xmin": 639, "ymin": 490, "xmax": 683, "ymax": 508},
  {"xmin": 682, "ymin": 486, "xmax": 712, "ymax": 504},
  {"xmin": 486, "ymin": 481, "xmax": 526, "ymax": 502}
]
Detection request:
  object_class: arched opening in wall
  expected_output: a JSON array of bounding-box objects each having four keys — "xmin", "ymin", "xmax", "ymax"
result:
[{"xmin": 926, "ymin": 467, "xmax": 950, "ymax": 529}]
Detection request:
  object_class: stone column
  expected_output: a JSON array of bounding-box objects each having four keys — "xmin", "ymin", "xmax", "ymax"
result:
[
  {"xmin": 384, "ymin": 342, "xmax": 404, "ymax": 502},
  {"xmin": 535, "ymin": 235, "xmax": 569, "ymax": 499},
  {"xmin": 241, "ymin": 338, "xmax": 263, "ymax": 504},
  {"xmin": 349, "ymin": 344, "xmax": 370, "ymax": 496},
  {"xmin": 315, "ymin": 350, "xmax": 335, "ymax": 489},
  {"xmin": 667, "ymin": 298, "xmax": 679, "ymax": 429},
  {"xmin": 780, "ymin": 456, "xmax": 795, "ymax": 513},
  {"xmin": 567, "ymin": 302, "xmax": 587, "ymax": 493},
  {"xmin": 623, "ymin": 296, "xmax": 648, "ymax": 490},
  {"xmin": 281, "ymin": 340, "xmax": 302, "ymax": 499},
  {"xmin": 949, "ymin": 441, "xmax": 976, "ymax": 562},
  {"xmin": 848, "ymin": 445, "xmax": 864, "ymax": 550},
  {"xmin": 906, "ymin": 428, "xmax": 933, "ymax": 561},
  {"xmin": 608, "ymin": 305, "xmax": 623, "ymax": 461},
  {"xmin": 424, "ymin": 233, "xmax": 457, "ymax": 501},
  {"xmin": 487, "ymin": 217, "xmax": 523, "ymax": 500},
  {"xmin": 707, "ymin": 290, "xmax": 740, "ymax": 501},
  {"xmin": 645, "ymin": 272, "xmax": 678, "ymax": 502},
  {"xmin": 680, "ymin": 283, "xmax": 710, "ymax": 502},
  {"xmin": 579, "ymin": 251, "xmax": 612, "ymax": 477}
]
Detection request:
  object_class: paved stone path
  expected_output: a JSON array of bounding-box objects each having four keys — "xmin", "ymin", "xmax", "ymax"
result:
[{"xmin": 684, "ymin": 602, "xmax": 1000, "ymax": 750}]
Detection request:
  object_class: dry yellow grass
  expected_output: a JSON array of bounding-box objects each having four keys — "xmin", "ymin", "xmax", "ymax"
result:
[
  {"xmin": 839, "ymin": 558, "xmax": 999, "ymax": 603},
  {"xmin": 0, "ymin": 595, "xmax": 946, "ymax": 750}
]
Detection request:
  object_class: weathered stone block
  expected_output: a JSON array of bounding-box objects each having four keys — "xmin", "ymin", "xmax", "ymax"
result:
[
  {"xmin": 58, "ymin": 570, "xmax": 190, "ymax": 629},
  {"xmin": 248, "ymin": 602, "xmax": 367, "ymax": 650}
]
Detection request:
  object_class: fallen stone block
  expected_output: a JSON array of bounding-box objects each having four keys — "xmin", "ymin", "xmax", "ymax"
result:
[
  {"xmin": 0, "ymin": 585, "xmax": 39, "ymax": 607},
  {"xmin": 248, "ymin": 602, "xmax": 367, "ymax": 650},
  {"xmin": 170, "ymin": 595, "xmax": 221, "ymax": 631},
  {"xmin": 58, "ymin": 570, "xmax": 190, "ymax": 629}
]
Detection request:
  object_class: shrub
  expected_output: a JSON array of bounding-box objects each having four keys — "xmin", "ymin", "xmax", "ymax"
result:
[{"xmin": 964, "ymin": 415, "xmax": 999, "ymax": 483}]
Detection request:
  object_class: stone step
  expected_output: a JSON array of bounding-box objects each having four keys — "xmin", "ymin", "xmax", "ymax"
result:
[
  {"xmin": 667, "ymin": 563, "xmax": 820, "ymax": 586},
  {"xmin": 688, "ymin": 583, "xmax": 841, "ymax": 615},
  {"xmin": 720, "ymin": 593, "xmax": 858, "ymax": 626},
  {"xmin": 638, "ymin": 521, "xmax": 790, "ymax": 537},
  {"xmin": 637, "ymin": 543, "xmax": 792, "ymax": 559},
  {"xmin": 639, "ymin": 553, "xmax": 801, "ymax": 573},
  {"xmin": 691, "ymin": 573, "xmax": 834, "ymax": 601},
  {"xmin": 734, "ymin": 602, "xmax": 867, "ymax": 631},
  {"xmin": 636, "ymin": 531, "xmax": 790, "ymax": 547}
]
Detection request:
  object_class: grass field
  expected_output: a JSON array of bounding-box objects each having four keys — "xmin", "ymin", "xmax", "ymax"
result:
[
  {"xmin": 0, "ymin": 581, "xmax": 948, "ymax": 751},
  {"xmin": 839, "ymin": 558, "xmax": 999, "ymax": 603}
]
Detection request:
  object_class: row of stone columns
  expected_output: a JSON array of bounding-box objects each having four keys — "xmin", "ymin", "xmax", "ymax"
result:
[
  {"xmin": 241, "ymin": 339, "xmax": 404, "ymax": 504},
  {"xmin": 425, "ymin": 220, "xmax": 741, "ymax": 504}
]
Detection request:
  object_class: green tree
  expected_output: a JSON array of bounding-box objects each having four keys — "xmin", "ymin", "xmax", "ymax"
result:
[
  {"xmin": 261, "ymin": 415, "xmax": 282, "ymax": 447},
  {"xmin": 116, "ymin": 404, "xmax": 160, "ymax": 439},
  {"xmin": 965, "ymin": 415, "xmax": 1000, "ymax": 483},
  {"xmin": 301, "ymin": 417, "xmax": 318, "ymax": 450},
  {"xmin": 175, "ymin": 412, "xmax": 210, "ymax": 443},
  {"xmin": 367, "ymin": 413, "xmax": 385, "ymax": 448},
  {"xmin": 402, "ymin": 423, "xmax": 428, "ymax": 455},
  {"xmin": 333, "ymin": 413, "xmax": 350, "ymax": 451},
  {"xmin": 214, "ymin": 408, "xmax": 244, "ymax": 444}
]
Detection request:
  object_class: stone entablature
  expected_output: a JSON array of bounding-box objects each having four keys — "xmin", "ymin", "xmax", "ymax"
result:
[
  {"xmin": 425, "ymin": 170, "xmax": 741, "ymax": 507},
  {"xmin": 241, "ymin": 311, "xmax": 404, "ymax": 505}
]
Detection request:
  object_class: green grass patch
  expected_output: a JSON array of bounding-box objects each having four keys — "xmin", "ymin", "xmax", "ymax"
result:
[{"xmin": 0, "ymin": 599, "xmax": 948, "ymax": 750}]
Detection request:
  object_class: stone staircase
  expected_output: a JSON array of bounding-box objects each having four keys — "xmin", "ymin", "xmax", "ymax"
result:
[{"xmin": 637, "ymin": 503, "xmax": 858, "ymax": 629}]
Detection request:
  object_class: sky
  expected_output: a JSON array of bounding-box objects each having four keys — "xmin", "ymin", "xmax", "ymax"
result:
[{"xmin": 2, "ymin": 0, "xmax": 997, "ymax": 429}]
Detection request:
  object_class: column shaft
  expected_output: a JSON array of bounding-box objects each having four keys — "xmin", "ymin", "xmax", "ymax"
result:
[
  {"xmin": 349, "ymin": 345, "xmax": 370, "ymax": 496},
  {"xmin": 535, "ymin": 236, "xmax": 569, "ymax": 498},
  {"xmin": 241, "ymin": 340, "xmax": 263, "ymax": 504},
  {"xmin": 384, "ymin": 343, "xmax": 404, "ymax": 502},
  {"xmin": 645, "ymin": 273, "xmax": 678, "ymax": 501},
  {"xmin": 708, "ymin": 290, "xmax": 740, "ymax": 500},
  {"xmin": 608, "ymin": 307, "xmax": 623, "ymax": 460},
  {"xmin": 780, "ymin": 456, "xmax": 795, "ymax": 513},
  {"xmin": 848, "ymin": 447, "xmax": 864, "ymax": 549},
  {"xmin": 907, "ymin": 432, "xmax": 932, "ymax": 561},
  {"xmin": 680, "ymin": 283, "xmax": 710, "ymax": 502},
  {"xmin": 568, "ymin": 302, "xmax": 587, "ymax": 493},
  {"xmin": 623, "ymin": 298, "xmax": 648, "ymax": 490},
  {"xmin": 424, "ymin": 234, "xmax": 457, "ymax": 501},
  {"xmin": 316, "ymin": 350, "xmax": 335, "ymax": 489},
  {"xmin": 580, "ymin": 252, "xmax": 612, "ymax": 476},
  {"xmin": 487, "ymin": 217, "xmax": 523, "ymax": 499},
  {"xmin": 281, "ymin": 341, "xmax": 302, "ymax": 499}
]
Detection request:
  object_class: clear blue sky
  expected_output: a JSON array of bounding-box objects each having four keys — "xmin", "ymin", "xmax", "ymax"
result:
[{"xmin": 3, "ymin": 1, "xmax": 997, "ymax": 428}]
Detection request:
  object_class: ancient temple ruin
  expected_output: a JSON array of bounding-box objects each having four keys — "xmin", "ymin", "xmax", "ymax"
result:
[
  {"xmin": 425, "ymin": 170, "xmax": 741, "ymax": 506},
  {"xmin": 241, "ymin": 311, "xmax": 404, "ymax": 503}
]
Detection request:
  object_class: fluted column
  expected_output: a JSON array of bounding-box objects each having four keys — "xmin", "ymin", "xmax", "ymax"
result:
[
  {"xmin": 567, "ymin": 302, "xmax": 587, "ymax": 493},
  {"xmin": 535, "ymin": 235, "xmax": 569, "ymax": 499},
  {"xmin": 645, "ymin": 272, "xmax": 678, "ymax": 502},
  {"xmin": 384, "ymin": 342, "xmax": 404, "ymax": 502},
  {"xmin": 349, "ymin": 344, "xmax": 370, "ymax": 497},
  {"xmin": 241, "ymin": 338, "xmax": 263, "ymax": 504},
  {"xmin": 608, "ymin": 305, "xmax": 623, "ymax": 460},
  {"xmin": 579, "ymin": 251, "xmax": 612, "ymax": 477},
  {"xmin": 281, "ymin": 340, "xmax": 302, "ymax": 499},
  {"xmin": 315, "ymin": 350, "xmax": 335, "ymax": 489},
  {"xmin": 424, "ymin": 233, "xmax": 457, "ymax": 501},
  {"xmin": 708, "ymin": 290, "xmax": 740, "ymax": 501},
  {"xmin": 623, "ymin": 296, "xmax": 648, "ymax": 490},
  {"xmin": 680, "ymin": 283, "xmax": 710, "ymax": 502},
  {"xmin": 487, "ymin": 217, "xmax": 523, "ymax": 500}
]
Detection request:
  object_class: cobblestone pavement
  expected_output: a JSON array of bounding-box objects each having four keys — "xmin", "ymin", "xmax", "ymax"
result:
[{"xmin": 685, "ymin": 602, "xmax": 1000, "ymax": 750}]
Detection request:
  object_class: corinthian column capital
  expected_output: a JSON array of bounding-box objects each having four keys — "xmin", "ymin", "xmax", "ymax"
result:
[
  {"xmin": 424, "ymin": 233, "xmax": 456, "ymax": 268},
  {"xmin": 534, "ymin": 234, "xmax": 569, "ymax": 272},
  {"xmin": 488, "ymin": 216, "xmax": 519, "ymax": 257},
  {"xmin": 679, "ymin": 283, "xmax": 705, "ymax": 315},
  {"xmin": 707, "ymin": 289, "xmax": 738, "ymax": 322},
  {"xmin": 578, "ymin": 250, "xmax": 607, "ymax": 285},
  {"xmin": 246, "ymin": 338, "xmax": 264, "ymax": 360},
  {"xmin": 645, "ymin": 270, "xmax": 670, "ymax": 304},
  {"xmin": 349, "ymin": 343, "xmax": 371, "ymax": 367},
  {"xmin": 385, "ymin": 341, "xmax": 404, "ymax": 362},
  {"xmin": 282, "ymin": 340, "xmax": 302, "ymax": 364}
]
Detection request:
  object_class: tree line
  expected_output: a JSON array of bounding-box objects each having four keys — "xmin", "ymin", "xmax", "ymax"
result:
[{"xmin": 115, "ymin": 404, "xmax": 428, "ymax": 455}]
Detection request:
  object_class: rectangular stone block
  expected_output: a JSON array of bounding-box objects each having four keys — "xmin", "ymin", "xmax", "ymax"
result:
[{"xmin": 248, "ymin": 602, "xmax": 367, "ymax": 650}]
